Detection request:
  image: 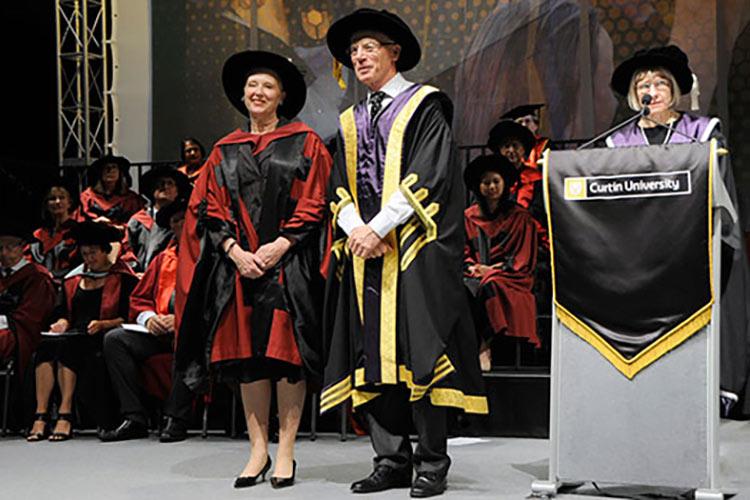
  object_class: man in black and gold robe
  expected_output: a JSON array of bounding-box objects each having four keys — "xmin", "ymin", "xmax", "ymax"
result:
[{"xmin": 322, "ymin": 9, "xmax": 487, "ymax": 498}]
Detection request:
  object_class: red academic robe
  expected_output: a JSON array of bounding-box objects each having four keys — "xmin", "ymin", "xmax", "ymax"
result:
[
  {"xmin": 129, "ymin": 243, "xmax": 178, "ymax": 322},
  {"xmin": 174, "ymin": 121, "xmax": 332, "ymax": 389},
  {"xmin": 177, "ymin": 163, "xmax": 203, "ymax": 184},
  {"xmin": 79, "ymin": 187, "xmax": 145, "ymax": 225},
  {"xmin": 464, "ymin": 202, "xmax": 540, "ymax": 346},
  {"xmin": 511, "ymin": 136, "xmax": 550, "ymax": 249},
  {"xmin": 0, "ymin": 262, "xmax": 57, "ymax": 372},
  {"xmin": 26, "ymin": 219, "xmax": 81, "ymax": 281}
]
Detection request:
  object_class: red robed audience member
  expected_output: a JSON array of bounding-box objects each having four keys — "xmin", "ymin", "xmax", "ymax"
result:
[
  {"xmin": 176, "ymin": 137, "xmax": 207, "ymax": 184},
  {"xmin": 101, "ymin": 198, "xmax": 193, "ymax": 442},
  {"xmin": 463, "ymin": 154, "xmax": 539, "ymax": 371},
  {"xmin": 27, "ymin": 221, "xmax": 138, "ymax": 442},
  {"xmin": 126, "ymin": 167, "xmax": 190, "ymax": 273},
  {"xmin": 487, "ymin": 119, "xmax": 548, "ymax": 248},
  {"xmin": 79, "ymin": 155, "xmax": 144, "ymax": 226},
  {"xmin": 499, "ymin": 103, "xmax": 550, "ymax": 173},
  {"xmin": 0, "ymin": 223, "xmax": 57, "ymax": 377},
  {"xmin": 26, "ymin": 181, "xmax": 81, "ymax": 282}
]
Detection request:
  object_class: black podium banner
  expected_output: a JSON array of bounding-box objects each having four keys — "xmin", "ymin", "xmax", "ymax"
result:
[{"xmin": 545, "ymin": 141, "xmax": 716, "ymax": 379}]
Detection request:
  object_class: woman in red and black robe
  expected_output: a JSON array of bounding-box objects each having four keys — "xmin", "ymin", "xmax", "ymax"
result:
[
  {"xmin": 26, "ymin": 182, "xmax": 81, "ymax": 282},
  {"xmin": 175, "ymin": 51, "xmax": 331, "ymax": 486},
  {"xmin": 463, "ymin": 154, "xmax": 539, "ymax": 371},
  {"xmin": 27, "ymin": 222, "xmax": 138, "ymax": 441},
  {"xmin": 79, "ymin": 155, "xmax": 144, "ymax": 226}
]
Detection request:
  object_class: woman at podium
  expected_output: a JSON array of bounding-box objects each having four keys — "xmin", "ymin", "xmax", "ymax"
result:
[{"xmin": 606, "ymin": 45, "xmax": 750, "ymax": 419}]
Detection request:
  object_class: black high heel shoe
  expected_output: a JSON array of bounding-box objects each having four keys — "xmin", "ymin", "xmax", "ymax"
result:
[
  {"xmin": 270, "ymin": 460, "xmax": 296, "ymax": 489},
  {"xmin": 233, "ymin": 456, "xmax": 272, "ymax": 488},
  {"xmin": 26, "ymin": 413, "xmax": 49, "ymax": 442},
  {"xmin": 48, "ymin": 413, "xmax": 74, "ymax": 442}
]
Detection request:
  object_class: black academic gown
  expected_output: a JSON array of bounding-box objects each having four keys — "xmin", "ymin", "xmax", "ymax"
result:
[{"xmin": 322, "ymin": 86, "xmax": 488, "ymax": 417}]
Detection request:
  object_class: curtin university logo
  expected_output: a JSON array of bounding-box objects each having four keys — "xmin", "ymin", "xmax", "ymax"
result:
[{"xmin": 564, "ymin": 171, "xmax": 691, "ymax": 201}]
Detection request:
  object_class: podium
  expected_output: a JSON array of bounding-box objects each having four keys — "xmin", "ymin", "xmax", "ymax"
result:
[{"xmin": 531, "ymin": 141, "xmax": 725, "ymax": 499}]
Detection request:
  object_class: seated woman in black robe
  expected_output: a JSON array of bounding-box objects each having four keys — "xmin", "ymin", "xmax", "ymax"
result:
[
  {"xmin": 27, "ymin": 221, "xmax": 138, "ymax": 441},
  {"xmin": 463, "ymin": 154, "xmax": 540, "ymax": 371}
]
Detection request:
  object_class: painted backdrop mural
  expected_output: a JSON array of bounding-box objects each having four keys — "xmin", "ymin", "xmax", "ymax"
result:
[{"xmin": 152, "ymin": 0, "xmax": 749, "ymax": 218}]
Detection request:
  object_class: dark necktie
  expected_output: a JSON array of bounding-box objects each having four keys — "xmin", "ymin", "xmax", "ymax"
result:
[{"xmin": 369, "ymin": 91, "xmax": 387, "ymax": 124}]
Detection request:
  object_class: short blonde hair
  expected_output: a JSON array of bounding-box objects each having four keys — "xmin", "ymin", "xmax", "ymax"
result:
[{"xmin": 627, "ymin": 67, "xmax": 682, "ymax": 111}]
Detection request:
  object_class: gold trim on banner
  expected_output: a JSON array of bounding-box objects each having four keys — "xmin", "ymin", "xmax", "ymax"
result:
[
  {"xmin": 708, "ymin": 139, "xmax": 716, "ymax": 299},
  {"xmin": 542, "ymin": 150, "xmax": 558, "ymax": 300},
  {"xmin": 339, "ymin": 108, "xmax": 365, "ymax": 324},
  {"xmin": 546, "ymin": 144, "xmax": 715, "ymax": 379},
  {"xmin": 377, "ymin": 85, "xmax": 439, "ymax": 384},
  {"xmin": 556, "ymin": 303, "xmax": 712, "ymax": 379}
]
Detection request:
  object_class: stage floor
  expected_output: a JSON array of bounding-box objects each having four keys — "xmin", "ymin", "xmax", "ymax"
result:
[{"xmin": 1, "ymin": 420, "xmax": 748, "ymax": 499}]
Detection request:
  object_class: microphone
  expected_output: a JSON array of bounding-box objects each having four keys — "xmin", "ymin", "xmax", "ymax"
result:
[{"xmin": 640, "ymin": 94, "xmax": 652, "ymax": 116}]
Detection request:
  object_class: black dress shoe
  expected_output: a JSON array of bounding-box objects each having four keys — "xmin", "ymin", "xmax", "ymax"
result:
[
  {"xmin": 233, "ymin": 456, "xmax": 272, "ymax": 488},
  {"xmin": 270, "ymin": 460, "xmax": 296, "ymax": 489},
  {"xmin": 159, "ymin": 418, "xmax": 188, "ymax": 443},
  {"xmin": 410, "ymin": 471, "xmax": 447, "ymax": 498},
  {"xmin": 351, "ymin": 465, "xmax": 412, "ymax": 494},
  {"xmin": 99, "ymin": 419, "xmax": 149, "ymax": 442}
]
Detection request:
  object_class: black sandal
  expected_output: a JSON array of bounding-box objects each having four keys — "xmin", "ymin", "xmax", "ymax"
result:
[
  {"xmin": 26, "ymin": 413, "xmax": 49, "ymax": 442},
  {"xmin": 49, "ymin": 413, "xmax": 74, "ymax": 442}
]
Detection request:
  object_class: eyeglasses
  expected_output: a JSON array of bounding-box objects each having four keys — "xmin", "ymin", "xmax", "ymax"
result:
[
  {"xmin": 347, "ymin": 41, "xmax": 396, "ymax": 58},
  {"xmin": 636, "ymin": 79, "xmax": 671, "ymax": 93}
]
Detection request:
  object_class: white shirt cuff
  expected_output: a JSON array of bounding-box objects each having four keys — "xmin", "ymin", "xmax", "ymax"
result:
[
  {"xmin": 0, "ymin": 315, "xmax": 8, "ymax": 330},
  {"xmin": 337, "ymin": 203, "xmax": 366, "ymax": 236},
  {"xmin": 367, "ymin": 190, "xmax": 415, "ymax": 239},
  {"xmin": 137, "ymin": 311, "xmax": 157, "ymax": 327}
]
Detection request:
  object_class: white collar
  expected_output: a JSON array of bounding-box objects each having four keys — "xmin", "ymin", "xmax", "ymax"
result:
[{"xmin": 368, "ymin": 73, "xmax": 412, "ymax": 100}]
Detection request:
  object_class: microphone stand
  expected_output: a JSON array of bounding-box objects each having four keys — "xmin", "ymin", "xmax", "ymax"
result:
[{"xmin": 577, "ymin": 106, "xmax": 650, "ymax": 150}]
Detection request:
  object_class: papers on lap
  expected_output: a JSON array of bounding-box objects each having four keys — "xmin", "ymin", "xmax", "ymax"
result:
[
  {"xmin": 121, "ymin": 323, "xmax": 149, "ymax": 334},
  {"xmin": 41, "ymin": 330, "xmax": 86, "ymax": 337}
]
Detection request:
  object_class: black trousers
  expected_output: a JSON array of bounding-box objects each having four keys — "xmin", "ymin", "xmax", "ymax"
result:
[
  {"xmin": 362, "ymin": 385, "xmax": 451, "ymax": 476},
  {"xmin": 103, "ymin": 328, "xmax": 193, "ymax": 425}
]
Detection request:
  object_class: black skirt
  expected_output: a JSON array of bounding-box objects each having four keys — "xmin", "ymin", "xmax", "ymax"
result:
[
  {"xmin": 214, "ymin": 357, "xmax": 304, "ymax": 385},
  {"xmin": 35, "ymin": 333, "xmax": 104, "ymax": 374}
]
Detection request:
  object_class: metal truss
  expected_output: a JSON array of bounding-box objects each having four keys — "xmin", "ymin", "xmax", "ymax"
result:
[{"xmin": 55, "ymin": 0, "xmax": 110, "ymax": 166}]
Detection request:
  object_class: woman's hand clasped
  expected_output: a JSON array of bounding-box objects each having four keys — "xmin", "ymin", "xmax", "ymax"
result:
[
  {"xmin": 228, "ymin": 245, "xmax": 267, "ymax": 279},
  {"xmin": 255, "ymin": 237, "xmax": 292, "ymax": 269}
]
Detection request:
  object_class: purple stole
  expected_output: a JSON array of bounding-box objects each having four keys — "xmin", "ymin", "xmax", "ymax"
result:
[
  {"xmin": 606, "ymin": 113, "xmax": 719, "ymax": 147},
  {"xmin": 352, "ymin": 84, "xmax": 422, "ymax": 221}
]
